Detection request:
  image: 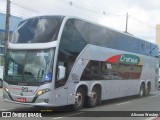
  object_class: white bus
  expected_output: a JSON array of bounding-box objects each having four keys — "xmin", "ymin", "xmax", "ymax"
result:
[{"xmin": 3, "ymin": 16, "xmax": 159, "ymax": 110}]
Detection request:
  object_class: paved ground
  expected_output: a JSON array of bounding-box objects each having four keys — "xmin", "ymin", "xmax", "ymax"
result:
[{"xmin": 0, "ymin": 88, "xmax": 160, "ymax": 120}]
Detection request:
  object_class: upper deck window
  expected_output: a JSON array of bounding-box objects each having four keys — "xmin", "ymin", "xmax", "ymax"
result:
[{"xmin": 10, "ymin": 16, "xmax": 64, "ymax": 43}]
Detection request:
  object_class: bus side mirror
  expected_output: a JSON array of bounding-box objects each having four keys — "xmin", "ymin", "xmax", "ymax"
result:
[{"xmin": 58, "ymin": 66, "xmax": 66, "ymax": 80}]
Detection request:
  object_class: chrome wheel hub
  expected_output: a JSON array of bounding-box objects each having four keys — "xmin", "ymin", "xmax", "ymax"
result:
[
  {"xmin": 90, "ymin": 91, "xmax": 97, "ymax": 104},
  {"xmin": 75, "ymin": 92, "xmax": 83, "ymax": 106}
]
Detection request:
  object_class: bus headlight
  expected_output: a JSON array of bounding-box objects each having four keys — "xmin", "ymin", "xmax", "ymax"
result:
[
  {"xmin": 6, "ymin": 88, "xmax": 9, "ymax": 92},
  {"xmin": 37, "ymin": 90, "xmax": 43, "ymax": 95},
  {"xmin": 36, "ymin": 88, "xmax": 51, "ymax": 96},
  {"xmin": 3, "ymin": 86, "xmax": 9, "ymax": 92}
]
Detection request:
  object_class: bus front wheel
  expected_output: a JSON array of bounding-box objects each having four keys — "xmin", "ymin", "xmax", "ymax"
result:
[{"xmin": 72, "ymin": 88, "xmax": 85, "ymax": 110}]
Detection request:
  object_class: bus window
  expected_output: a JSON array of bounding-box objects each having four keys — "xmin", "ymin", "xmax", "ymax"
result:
[
  {"xmin": 89, "ymin": 23, "xmax": 106, "ymax": 46},
  {"xmin": 11, "ymin": 16, "xmax": 63, "ymax": 43}
]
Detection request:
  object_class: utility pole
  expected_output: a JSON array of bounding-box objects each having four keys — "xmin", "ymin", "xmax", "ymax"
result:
[
  {"xmin": 3, "ymin": 0, "xmax": 10, "ymax": 77},
  {"xmin": 4, "ymin": 0, "xmax": 10, "ymax": 47},
  {"xmin": 125, "ymin": 12, "xmax": 128, "ymax": 33}
]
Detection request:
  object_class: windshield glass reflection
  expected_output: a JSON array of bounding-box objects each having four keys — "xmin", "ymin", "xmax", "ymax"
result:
[{"xmin": 5, "ymin": 48, "xmax": 55, "ymax": 84}]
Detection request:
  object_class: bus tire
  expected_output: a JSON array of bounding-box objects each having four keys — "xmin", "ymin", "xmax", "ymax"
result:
[
  {"xmin": 87, "ymin": 87, "xmax": 99, "ymax": 108},
  {"xmin": 0, "ymin": 79, "xmax": 3, "ymax": 88},
  {"xmin": 145, "ymin": 84, "xmax": 151, "ymax": 96},
  {"xmin": 71, "ymin": 88, "xmax": 85, "ymax": 110},
  {"xmin": 139, "ymin": 84, "xmax": 145, "ymax": 98}
]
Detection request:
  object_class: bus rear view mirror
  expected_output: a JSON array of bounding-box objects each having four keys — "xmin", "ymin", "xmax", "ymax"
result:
[{"xmin": 58, "ymin": 66, "xmax": 66, "ymax": 80}]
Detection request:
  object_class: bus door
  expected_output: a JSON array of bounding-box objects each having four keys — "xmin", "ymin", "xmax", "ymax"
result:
[
  {"xmin": 55, "ymin": 83, "xmax": 68, "ymax": 106},
  {"xmin": 55, "ymin": 62, "xmax": 68, "ymax": 106}
]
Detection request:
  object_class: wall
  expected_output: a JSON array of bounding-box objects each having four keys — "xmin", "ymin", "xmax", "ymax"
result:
[{"xmin": 0, "ymin": 13, "xmax": 22, "ymax": 66}]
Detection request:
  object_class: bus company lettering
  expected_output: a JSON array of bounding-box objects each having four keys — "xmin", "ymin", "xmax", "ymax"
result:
[
  {"xmin": 119, "ymin": 54, "xmax": 139, "ymax": 64},
  {"xmin": 106, "ymin": 54, "xmax": 141, "ymax": 65}
]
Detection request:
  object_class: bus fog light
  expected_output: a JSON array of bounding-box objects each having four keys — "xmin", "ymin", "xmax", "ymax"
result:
[{"xmin": 44, "ymin": 99, "xmax": 49, "ymax": 103}]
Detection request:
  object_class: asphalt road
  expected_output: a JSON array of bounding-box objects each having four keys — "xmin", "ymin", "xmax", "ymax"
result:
[{"xmin": 0, "ymin": 88, "xmax": 160, "ymax": 120}]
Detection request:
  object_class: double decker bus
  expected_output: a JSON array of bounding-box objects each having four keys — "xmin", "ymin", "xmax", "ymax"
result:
[{"xmin": 3, "ymin": 16, "xmax": 159, "ymax": 110}]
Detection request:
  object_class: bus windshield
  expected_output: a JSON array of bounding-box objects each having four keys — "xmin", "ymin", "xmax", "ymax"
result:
[
  {"xmin": 5, "ymin": 48, "xmax": 55, "ymax": 85},
  {"xmin": 11, "ymin": 16, "xmax": 64, "ymax": 43}
]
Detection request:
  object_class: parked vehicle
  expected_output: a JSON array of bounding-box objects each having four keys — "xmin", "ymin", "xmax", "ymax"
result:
[{"xmin": 0, "ymin": 66, "xmax": 3, "ymax": 88}]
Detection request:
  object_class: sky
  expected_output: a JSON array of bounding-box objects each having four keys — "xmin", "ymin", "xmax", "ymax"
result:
[{"xmin": 0, "ymin": 0, "xmax": 160, "ymax": 43}]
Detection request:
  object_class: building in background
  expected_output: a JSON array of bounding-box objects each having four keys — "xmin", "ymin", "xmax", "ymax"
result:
[
  {"xmin": 0, "ymin": 12, "xmax": 22, "ymax": 67},
  {"xmin": 156, "ymin": 24, "xmax": 160, "ymax": 86},
  {"xmin": 156, "ymin": 24, "xmax": 160, "ymax": 48}
]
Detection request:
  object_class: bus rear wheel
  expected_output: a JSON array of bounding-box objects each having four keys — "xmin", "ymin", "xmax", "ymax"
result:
[
  {"xmin": 71, "ymin": 88, "xmax": 85, "ymax": 110},
  {"xmin": 139, "ymin": 84, "xmax": 145, "ymax": 98},
  {"xmin": 0, "ymin": 79, "xmax": 3, "ymax": 88},
  {"xmin": 145, "ymin": 84, "xmax": 151, "ymax": 96},
  {"xmin": 87, "ymin": 87, "xmax": 99, "ymax": 107}
]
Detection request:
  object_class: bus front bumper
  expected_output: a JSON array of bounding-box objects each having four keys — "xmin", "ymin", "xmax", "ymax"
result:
[
  {"xmin": 4, "ymin": 98, "xmax": 54, "ymax": 107},
  {"xmin": 3, "ymin": 90, "xmax": 56, "ymax": 107}
]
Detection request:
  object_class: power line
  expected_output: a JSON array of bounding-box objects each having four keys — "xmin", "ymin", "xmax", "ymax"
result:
[
  {"xmin": 61, "ymin": 0, "xmax": 156, "ymax": 32},
  {"xmin": 0, "ymin": 0, "xmax": 6, "ymax": 2},
  {"xmin": 11, "ymin": 0, "xmax": 39, "ymax": 13},
  {"xmin": 1, "ymin": 0, "xmax": 156, "ymax": 32},
  {"xmin": 57, "ymin": 0, "xmax": 102, "ymax": 15},
  {"xmin": 56, "ymin": 0, "xmax": 127, "ymax": 17},
  {"xmin": 10, "ymin": 9, "xmax": 29, "ymax": 18},
  {"xmin": 0, "ymin": 0, "xmax": 38, "ymax": 17},
  {"xmin": 56, "ymin": 0, "xmax": 110, "ymax": 15},
  {"xmin": 0, "ymin": 0, "xmax": 39, "ymax": 13},
  {"xmin": 1, "ymin": 0, "xmax": 125, "ymax": 17},
  {"xmin": 131, "ymin": 16, "xmax": 155, "ymax": 29},
  {"xmin": 57, "ymin": 0, "xmax": 155, "ymax": 40},
  {"xmin": 68, "ymin": 0, "xmax": 102, "ymax": 14}
]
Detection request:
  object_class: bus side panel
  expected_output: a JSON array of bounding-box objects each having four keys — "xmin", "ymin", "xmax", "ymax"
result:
[
  {"xmin": 55, "ymin": 85, "xmax": 68, "ymax": 106},
  {"xmin": 109, "ymin": 80, "xmax": 127, "ymax": 99},
  {"xmin": 127, "ymin": 80, "xmax": 142, "ymax": 96},
  {"xmin": 140, "ymin": 57, "xmax": 157, "ymax": 92},
  {"xmin": 101, "ymin": 80, "xmax": 112, "ymax": 100}
]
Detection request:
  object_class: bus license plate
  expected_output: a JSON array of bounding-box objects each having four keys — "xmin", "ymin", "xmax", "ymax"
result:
[{"xmin": 17, "ymin": 98, "xmax": 26, "ymax": 102}]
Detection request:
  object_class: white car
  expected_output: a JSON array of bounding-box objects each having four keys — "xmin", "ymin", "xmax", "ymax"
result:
[{"xmin": 0, "ymin": 66, "xmax": 3, "ymax": 88}]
